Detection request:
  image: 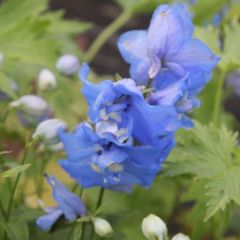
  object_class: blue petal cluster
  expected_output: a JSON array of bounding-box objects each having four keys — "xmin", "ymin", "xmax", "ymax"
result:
[
  {"xmin": 36, "ymin": 175, "xmax": 87, "ymax": 231},
  {"xmin": 118, "ymin": 4, "xmax": 219, "ymax": 126},
  {"xmin": 59, "ymin": 123, "xmax": 174, "ymax": 192},
  {"xmin": 58, "ymin": 4, "xmax": 219, "ymax": 192}
]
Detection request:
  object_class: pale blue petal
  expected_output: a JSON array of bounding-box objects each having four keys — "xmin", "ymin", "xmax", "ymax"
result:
[
  {"xmin": 171, "ymin": 39, "xmax": 220, "ymax": 71},
  {"xmin": 148, "ymin": 4, "xmax": 193, "ymax": 63},
  {"xmin": 36, "ymin": 208, "xmax": 63, "ymax": 232},
  {"xmin": 118, "ymin": 30, "xmax": 150, "ymax": 85}
]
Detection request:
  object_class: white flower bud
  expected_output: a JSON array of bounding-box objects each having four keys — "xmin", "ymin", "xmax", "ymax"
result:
[
  {"xmin": 38, "ymin": 69, "xmax": 57, "ymax": 91},
  {"xmin": 171, "ymin": 233, "xmax": 190, "ymax": 240},
  {"xmin": 0, "ymin": 52, "xmax": 3, "ymax": 65},
  {"xmin": 56, "ymin": 54, "xmax": 79, "ymax": 75},
  {"xmin": 10, "ymin": 95, "xmax": 48, "ymax": 116},
  {"xmin": 142, "ymin": 214, "xmax": 167, "ymax": 240},
  {"xmin": 32, "ymin": 118, "xmax": 67, "ymax": 145},
  {"xmin": 92, "ymin": 217, "xmax": 113, "ymax": 237}
]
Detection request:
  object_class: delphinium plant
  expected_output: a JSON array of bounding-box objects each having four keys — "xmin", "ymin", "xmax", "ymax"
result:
[{"xmin": 0, "ymin": 0, "xmax": 240, "ymax": 239}]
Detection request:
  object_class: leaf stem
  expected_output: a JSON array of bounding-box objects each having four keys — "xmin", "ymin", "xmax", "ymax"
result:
[
  {"xmin": 0, "ymin": 200, "xmax": 7, "ymax": 221},
  {"xmin": 0, "ymin": 108, "xmax": 10, "ymax": 123},
  {"xmin": 6, "ymin": 140, "xmax": 33, "ymax": 221},
  {"xmin": 212, "ymin": 70, "xmax": 226, "ymax": 127},
  {"xmin": 95, "ymin": 187, "xmax": 105, "ymax": 211},
  {"xmin": 90, "ymin": 188, "xmax": 105, "ymax": 240},
  {"xmin": 85, "ymin": 10, "xmax": 132, "ymax": 63}
]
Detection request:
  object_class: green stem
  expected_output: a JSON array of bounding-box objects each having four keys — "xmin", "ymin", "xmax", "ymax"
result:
[
  {"xmin": 80, "ymin": 222, "xmax": 86, "ymax": 240},
  {"xmin": 85, "ymin": 10, "xmax": 132, "ymax": 63},
  {"xmin": 0, "ymin": 200, "xmax": 7, "ymax": 221},
  {"xmin": 212, "ymin": 70, "xmax": 226, "ymax": 127},
  {"xmin": 37, "ymin": 153, "xmax": 50, "ymax": 198},
  {"xmin": 6, "ymin": 141, "xmax": 32, "ymax": 221},
  {"xmin": 90, "ymin": 188, "xmax": 105, "ymax": 240},
  {"xmin": 1, "ymin": 108, "xmax": 10, "ymax": 123},
  {"xmin": 95, "ymin": 188, "xmax": 105, "ymax": 211}
]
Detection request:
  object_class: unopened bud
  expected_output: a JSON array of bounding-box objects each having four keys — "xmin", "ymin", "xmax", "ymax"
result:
[
  {"xmin": 38, "ymin": 69, "xmax": 57, "ymax": 91},
  {"xmin": 56, "ymin": 54, "xmax": 79, "ymax": 75},
  {"xmin": 10, "ymin": 95, "xmax": 48, "ymax": 116},
  {"xmin": 32, "ymin": 118, "xmax": 67, "ymax": 145},
  {"xmin": 92, "ymin": 217, "xmax": 113, "ymax": 237},
  {"xmin": 171, "ymin": 233, "xmax": 190, "ymax": 240},
  {"xmin": 142, "ymin": 214, "xmax": 167, "ymax": 240}
]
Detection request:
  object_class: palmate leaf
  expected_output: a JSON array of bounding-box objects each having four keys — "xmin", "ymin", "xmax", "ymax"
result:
[
  {"xmin": 164, "ymin": 122, "xmax": 240, "ymax": 220},
  {"xmin": 0, "ymin": 0, "xmax": 92, "ymax": 95},
  {"xmin": 220, "ymin": 21, "xmax": 240, "ymax": 69}
]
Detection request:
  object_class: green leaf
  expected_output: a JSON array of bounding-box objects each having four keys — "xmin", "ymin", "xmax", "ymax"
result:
[
  {"xmin": 204, "ymin": 168, "xmax": 240, "ymax": 221},
  {"xmin": 165, "ymin": 122, "xmax": 240, "ymax": 220},
  {"xmin": 4, "ymin": 221, "xmax": 29, "ymax": 240},
  {"xmin": 0, "ymin": 164, "xmax": 31, "ymax": 178},
  {"xmin": 220, "ymin": 21, "xmax": 240, "ymax": 70},
  {"xmin": 0, "ymin": 72, "xmax": 16, "ymax": 98},
  {"xmin": 192, "ymin": 0, "xmax": 227, "ymax": 25}
]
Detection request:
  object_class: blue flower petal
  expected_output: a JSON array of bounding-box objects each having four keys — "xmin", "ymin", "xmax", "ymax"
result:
[
  {"xmin": 148, "ymin": 4, "xmax": 194, "ymax": 77},
  {"xmin": 171, "ymin": 39, "xmax": 220, "ymax": 72},
  {"xmin": 36, "ymin": 208, "xmax": 63, "ymax": 232},
  {"xmin": 79, "ymin": 63, "xmax": 113, "ymax": 120},
  {"xmin": 58, "ymin": 125, "xmax": 97, "ymax": 161},
  {"xmin": 118, "ymin": 30, "xmax": 150, "ymax": 85},
  {"xmin": 46, "ymin": 176, "xmax": 87, "ymax": 222},
  {"xmin": 130, "ymin": 98, "xmax": 180, "ymax": 144}
]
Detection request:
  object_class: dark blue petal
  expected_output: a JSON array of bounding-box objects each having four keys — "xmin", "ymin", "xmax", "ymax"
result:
[
  {"xmin": 58, "ymin": 123, "xmax": 98, "ymax": 161},
  {"xmin": 59, "ymin": 160, "xmax": 106, "ymax": 188},
  {"xmin": 130, "ymin": 98, "xmax": 180, "ymax": 144}
]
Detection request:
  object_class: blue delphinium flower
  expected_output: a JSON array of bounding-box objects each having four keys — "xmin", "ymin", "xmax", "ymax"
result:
[
  {"xmin": 80, "ymin": 63, "xmax": 180, "ymax": 144},
  {"xmin": 58, "ymin": 123, "xmax": 175, "ymax": 192},
  {"xmin": 117, "ymin": 4, "xmax": 219, "ymax": 89},
  {"xmin": 36, "ymin": 175, "xmax": 87, "ymax": 231}
]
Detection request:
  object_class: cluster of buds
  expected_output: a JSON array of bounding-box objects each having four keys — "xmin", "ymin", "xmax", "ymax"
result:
[
  {"xmin": 142, "ymin": 214, "xmax": 190, "ymax": 240},
  {"xmin": 7, "ymin": 54, "xmax": 80, "ymax": 132}
]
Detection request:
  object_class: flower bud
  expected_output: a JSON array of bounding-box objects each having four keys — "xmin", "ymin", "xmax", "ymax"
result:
[
  {"xmin": 10, "ymin": 95, "xmax": 48, "ymax": 116},
  {"xmin": 142, "ymin": 214, "xmax": 167, "ymax": 240},
  {"xmin": 32, "ymin": 118, "xmax": 67, "ymax": 145},
  {"xmin": 92, "ymin": 217, "xmax": 113, "ymax": 237},
  {"xmin": 37, "ymin": 69, "xmax": 57, "ymax": 91},
  {"xmin": 56, "ymin": 54, "xmax": 79, "ymax": 75},
  {"xmin": 171, "ymin": 233, "xmax": 190, "ymax": 240},
  {"xmin": 0, "ymin": 52, "xmax": 3, "ymax": 65}
]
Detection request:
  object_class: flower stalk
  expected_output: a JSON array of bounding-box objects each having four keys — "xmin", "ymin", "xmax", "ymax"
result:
[{"xmin": 85, "ymin": 10, "xmax": 132, "ymax": 62}]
